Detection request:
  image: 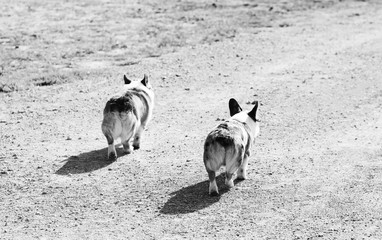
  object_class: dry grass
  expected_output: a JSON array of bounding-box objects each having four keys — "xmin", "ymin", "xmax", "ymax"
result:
[{"xmin": 0, "ymin": 0, "xmax": 338, "ymax": 92}]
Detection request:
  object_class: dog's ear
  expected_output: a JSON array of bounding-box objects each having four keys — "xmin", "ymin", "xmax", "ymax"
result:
[
  {"xmin": 124, "ymin": 75, "xmax": 132, "ymax": 84},
  {"xmin": 229, "ymin": 98, "xmax": 242, "ymax": 116},
  {"xmin": 248, "ymin": 101, "xmax": 259, "ymax": 122},
  {"xmin": 141, "ymin": 74, "xmax": 148, "ymax": 86}
]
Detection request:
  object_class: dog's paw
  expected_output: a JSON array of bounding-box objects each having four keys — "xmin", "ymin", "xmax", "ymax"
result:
[
  {"xmin": 236, "ymin": 168, "xmax": 248, "ymax": 180},
  {"xmin": 209, "ymin": 181, "xmax": 219, "ymax": 196},
  {"xmin": 236, "ymin": 174, "xmax": 247, "ymax": 181},
  {"xmin": 123, "ymin": 148, "xmax": 133, "ymax": 154},
  {"xmin": 225, "ymin": 179, "xmax": 234, "ymax": 188},
  {"xmin": 209, "ymin": 190, "xmax": 219, "ymax": 197},
  {"xmin": 235, "ymin": 177, "xmax": 246, "ymax": 182},
  {"xmin": 108, "ymin": 152, "xmax": 117, "ymax": 162}
]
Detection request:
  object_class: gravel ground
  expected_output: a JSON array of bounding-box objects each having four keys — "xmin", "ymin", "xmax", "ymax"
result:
[{"xmin": 1, "ymin": 0, "xmax": 382, "ymax": 239}]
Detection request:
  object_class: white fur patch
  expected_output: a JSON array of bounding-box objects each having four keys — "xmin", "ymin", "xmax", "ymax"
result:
[
  {"xmin": 231, "ymin": 111, "xmax": 260, "ymax": 139},
  {"xmin": 225, "ymin": 178, "xmax": 234, "ymax": 188}
]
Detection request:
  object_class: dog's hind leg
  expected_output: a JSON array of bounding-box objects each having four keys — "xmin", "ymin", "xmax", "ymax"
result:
[
  {"xmin": 207, "ymin": 170, "xmax": 219, "ymax": 196},
  {"xmin": 120, "ymin": 114, "xmax": 137, "ymax": 154},
  {"xmin": 225, "ymin": 173, "xmax": 235, "ymax": 188},
  {"xmin": 204, "ymin": 157, "xmax": 220, "ymax": 195},
  {"xmin": 237, "ymin": 152, "xmax": 250, "ymax": 180},
  {"xmin": 203, "ymin": 141, "xmax": 224, "ymax": 196},
  {"xmin": 121, "ymin": 124, "xmax": 137, "ymax": 154},
  {"xmin": 225, "ymin": 146, "xmax": 244, "ymax": 188},
  {"xmin": 102, "ymin": 117, "xmax": 117, "ymax": 161},
  {"xmin": 121, "ymin": 131, "xmax": 135, "ymax": 154},
  {"xmin": 103, "ymin": 129, "xmax": 117, "ymax": 161},
  {"xmin": 132, "ymin": 124, "xmax": 143, "ymax": 150}
]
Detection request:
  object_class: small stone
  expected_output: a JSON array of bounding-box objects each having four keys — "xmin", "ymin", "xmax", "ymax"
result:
[{"xmin": 2, "ymin": 86, "xmax": 11, "ymax": 92}]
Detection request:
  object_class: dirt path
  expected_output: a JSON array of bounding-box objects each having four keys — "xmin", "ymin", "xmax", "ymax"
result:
[{"xmin": 1, "ymin": 0, "xmax": 382, "ymax": 239}]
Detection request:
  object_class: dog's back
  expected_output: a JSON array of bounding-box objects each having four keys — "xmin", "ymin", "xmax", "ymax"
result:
[
  {"xmin": 104, "ymin": 93, "xmax": 136, "ymax": 115},
  {"xmin": 103, "ymin": 90, "xmax": 149, "ymax": 121}
]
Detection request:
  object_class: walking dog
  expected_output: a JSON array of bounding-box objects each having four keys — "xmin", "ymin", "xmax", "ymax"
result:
[
  {"xmin": 101, "ymin": 74, "xmax": 154, "ymax": 161},
  {"xmin": 203, "ymin": 98, "xmax": 260, "ymax": 195}
]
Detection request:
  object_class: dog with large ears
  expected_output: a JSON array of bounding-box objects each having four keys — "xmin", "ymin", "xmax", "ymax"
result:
[
  {"xmin": 101, "ymin": 74, "xmax": 154, "ymax": 161},
  {"xmin": 203, "ymin": 98, "xmax": 260, "ymax": 196}
]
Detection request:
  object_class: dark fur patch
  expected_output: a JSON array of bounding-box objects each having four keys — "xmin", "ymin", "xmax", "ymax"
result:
[
  {"xmin": 105, "ymin": 92, "xmax": 136, "ymax": 113},
  {"xmin": 229, "ymin": 98, "xmax": 242, "ymax": 117},
  {"xmin": 218, "ymin": 122, "xmax": 229, "ymax": 130},
  {"xmin": 215, "ymin": 135, "xmax": 234, "ymax": 147},
  {"xmin": 141, "ymin": 74, "xmax": 148, "ymax": 86},
  {"xmin": 124, "ymin": 75, "xmax": 132, "ymax": 84},
  {"xmin": 208, "ymin": 123, "xmax": 236, "ymax": 147},
  {"xmin": 248, "ymin": 101, "xmax": 258, "ymax": 121}
]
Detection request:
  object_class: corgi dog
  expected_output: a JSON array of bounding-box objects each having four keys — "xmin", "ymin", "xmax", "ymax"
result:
[
  {"xmin": 203, "ymin": 98, "xmax": 260, "ymax": 195},
  {"xmin": 101, "ymin": 74, "xmax": 154, "ymax": 161}
]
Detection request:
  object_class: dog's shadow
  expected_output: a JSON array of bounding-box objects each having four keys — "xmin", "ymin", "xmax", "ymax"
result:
[
  {"xmin": 160, "ymin": 175, "xmax": 243, "ymax": 215},
  {"xmin": 55, "ymin": 144, "xmax": 126, "ymax": 175}
]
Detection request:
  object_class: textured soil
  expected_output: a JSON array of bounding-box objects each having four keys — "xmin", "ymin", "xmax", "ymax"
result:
[{"xmin": 1, "ymin": 0, "xmax": 382, "ymax": 239}]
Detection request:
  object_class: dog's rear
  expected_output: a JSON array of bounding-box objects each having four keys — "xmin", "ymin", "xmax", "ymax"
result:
[
  {"xmin": 203, "ymin": 123, "xmax": 245, "ymax": 195},
  {"xmin": 102, "ymin": 95, "xmax": 138, "ymax": 160}
]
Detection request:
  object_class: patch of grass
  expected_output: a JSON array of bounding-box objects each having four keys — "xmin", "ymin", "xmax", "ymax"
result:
[
  {"xmin": 30, "ymin": 70, "xmax": 85, "ymax": 87},
  {"xmin": 202, "ymin": 28, "xmax": 237, "ymax": 44},
  {"xmin": 116, "ymin": 61, "xmax": 140, "ymax": 66},
  {"xmin": 31, "ymin": 74, "xmax": 69, "ymax": 87}
]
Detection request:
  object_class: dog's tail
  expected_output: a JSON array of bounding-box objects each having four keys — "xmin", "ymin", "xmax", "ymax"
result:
[
  {"xmin": 102, "ymin": 110, "xmax": 137, "ymax": 141},
  {"xmin": 204, "ymin": 134, "xmax": 244, "ymax": 173}
]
